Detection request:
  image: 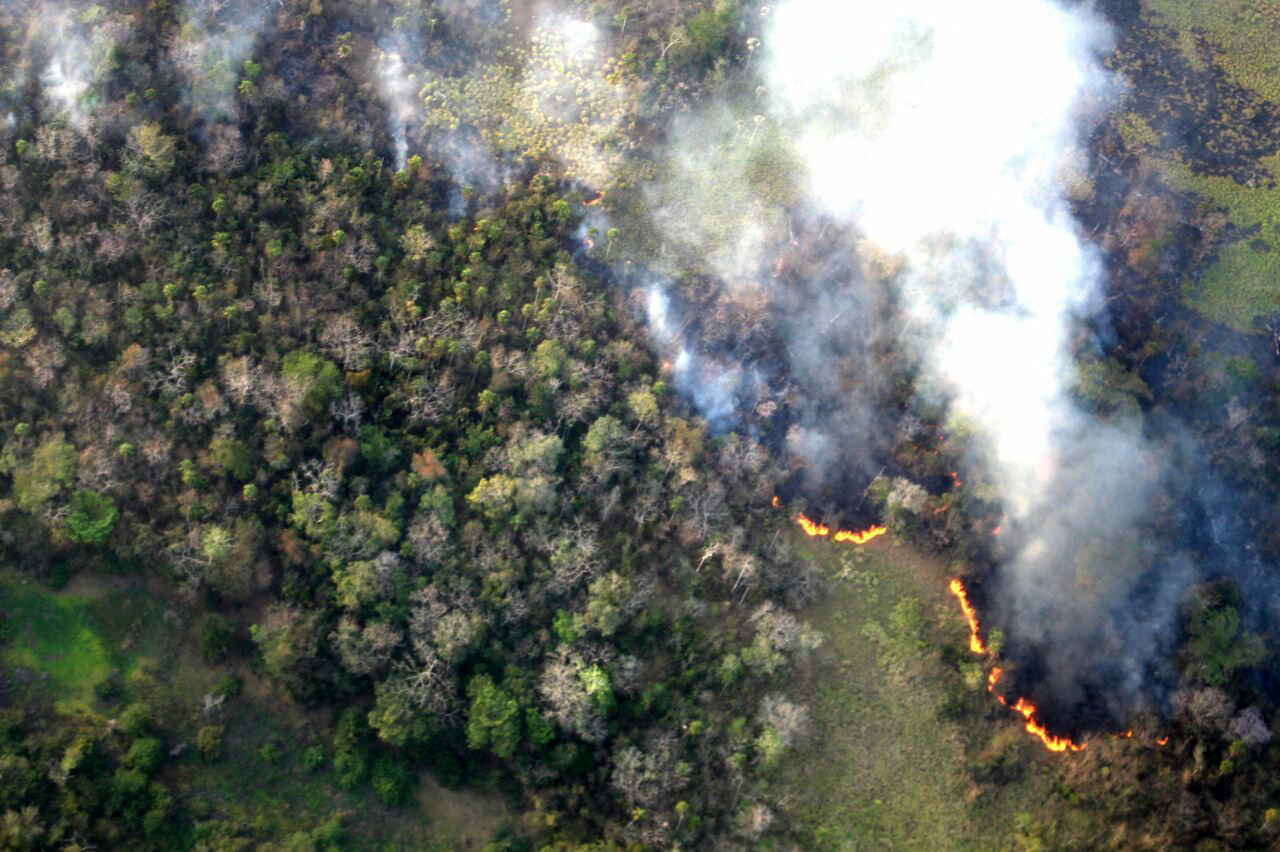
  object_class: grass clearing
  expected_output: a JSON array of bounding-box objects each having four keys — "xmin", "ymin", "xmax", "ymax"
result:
[
  {"xmin": 179, "ymin": 694, "xmax": 520, "ymax": 849},
  {"xmin": 0, "ymin": 571, "xmax": 171, "ymax": 711},
  {"xmin": 1183, "ymin": 239, "xmax": 1280, "ymax": 331},
  {"xmin": 1144, "ymin": 1, "xmax": 1280, "ymax": 104},
  {"xmin": 0, "ymin": 569, "xmax": 516, "ymax": 847},
  {"xmin": 417, "ymin": 774, "xmax": 519, "ymax": 849},
  {"xmin": 779, "ymin": 534, "xmax": 1065, "ymax": 850},
  {"xmin": 1127, "ymin": 154, "xmax": 1280, "ymax": 331},
  {"xmin": 1120, "ymin": 10, "xmax": 1280, "ymax": 332}
]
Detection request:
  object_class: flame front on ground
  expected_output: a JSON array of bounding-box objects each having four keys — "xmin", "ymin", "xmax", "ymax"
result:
[
  {"xmin": 1011, "ymin": 698, "xmax": 1087, "ymax": 753},
  {"xmin": 787, "ymin": 506, "xmax": 887, "ymax": 545},
  {"xmin": 948, "ymin": 578, "xmax": 987, "ymax": 654},
  {"xmin": 832, "ymin": 526, "xmax": 889, "ymax": 544},
  {"xmin": 951, "ymin": 579, "xmax": 1089, "ymax": 753}
]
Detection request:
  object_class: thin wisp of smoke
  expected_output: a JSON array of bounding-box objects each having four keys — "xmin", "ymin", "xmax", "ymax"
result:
[
  {"xmin": 170, "ymin": 0, "xmax": 271, "ymax": 125},
  {"xmin": 19, "ymin": 1, "xmax": 130, "ymax": 130}
]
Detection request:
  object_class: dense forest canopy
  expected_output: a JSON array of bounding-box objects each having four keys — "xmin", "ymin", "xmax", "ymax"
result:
[{"xmin": 0, "ymin": 0, "xmax": 1278, "ymax": 849}]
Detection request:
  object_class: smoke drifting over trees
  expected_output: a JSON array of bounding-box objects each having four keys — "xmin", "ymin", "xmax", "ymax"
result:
[
  {"xmin": 170, "ymin": 0, "xmax": 270, "ymax": 124},
  {"xmin": 595, "ymin": 0, "xmax": 1277, "ymax": 727},
  {"xmin": 3, "ymin": 0, "xmax": 1280, "ymax": 845},
  {"xmin": 0, "ymin": 0, "xmax": 1262, "ymax": 728},
  {"xmin": 748, "ymin": 0, "xmax": 1177, "ymax": 719}
]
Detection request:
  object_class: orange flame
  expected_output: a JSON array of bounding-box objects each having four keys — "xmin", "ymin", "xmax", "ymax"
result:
[
  {"xmin": 948, "ymin": 578, "xmax": 987, "ymax": 654},
  {"xmin": 832, "ymin": 525, "xmax": 889, "ymax": 544},
  {"xmin": 771, "ymin": 496, "xmax": 781, "ymax": 509},
  {"xmin": 951, "ymin": 579, "xmax": 1088, "ymax": 753},
  {"xmin": 796, "ymin": 514, "xmax": 830, "ymax": 537},
  {"xmin": 1156, "ymin": 736, "xmax": 1169, "ymax": 746},
  {"xmin": 1011, "ymin": 698, "xmax": 1087, "ymax": 753},
  {"xmin": 788, "ymin": 507, "xmax": 887, "ymax": 545},
  {"xmin": 584, "ymin": 191, "xmax": 606, "ymax": 206}
]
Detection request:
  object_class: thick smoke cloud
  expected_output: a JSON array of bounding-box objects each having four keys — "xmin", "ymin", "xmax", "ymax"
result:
[
  {"xmin": 614, "ymin": 0, "xmax": 1215, "ymax": 722},
  {"xmin": 349, "ymin": 0, "xmax": 1213, "ymax": 719},
  {"xmin": 762, "ymin": 0, "xmax": 1184, "ymax": 717},
  {"xmin": 763, "ymin": 0, "xmax": 1114, "ymax": 511}
]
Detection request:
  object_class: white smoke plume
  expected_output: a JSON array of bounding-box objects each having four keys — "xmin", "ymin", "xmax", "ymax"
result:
[
  {"xmin": 27, "ymin": 2, "xmax": 129, "ymax": 130},
  {"xmin": 611, "ymin": 0, "xmax": 1201, "ymax": 719},
  {"xmin": 758, "ymin": 0, "xmax": 1196, "ymax": 716},
  {"xmin": 644, "ymin": 282, "xmax": 749, "ymax": 428},
  {"xmin": 375, "ymin": 46, "xmax": 417, "ymax": 171},
  {"xmin": 764, "ymin": 0, "xmax": 1113, "ymax": 513},
  {"xmin": 170, "ymin": 0, "xmax": 270, "ymax": 124}
]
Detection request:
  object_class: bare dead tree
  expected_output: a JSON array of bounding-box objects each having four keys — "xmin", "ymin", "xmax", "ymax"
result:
[
  {"xmin": 392, "ymin": 646, "xmax": 460, "ymax": 720},
  {"xmin": 403, "ymin": 374, "xmax": 456, "ymax": 424},
  {"xmin": 320, "ymin": 313, "xmax": 374, "ymax": 371},
  {"xmin": 331, "ymin": 392, "xmax": 365, "ymax": 434},
  {"xmin": 291, "ymin": 458, "xmax": 340, "ymax": 500},
  {"xmin": 146, "ymin": 350, "xmax": 196, "ymax": 395},
  {"xmin": 120, "ymin": 191, "xmax": 171, "ymax": 237}
]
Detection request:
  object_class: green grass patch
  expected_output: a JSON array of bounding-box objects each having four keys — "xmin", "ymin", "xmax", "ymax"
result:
[
  {"xmin": 779, "ymin": 536, "xmax": 1062, "ymax": 850},
  {"xmin": 0, "ymin": 572, "xmax": 187, "ymax": 714},
  {"xmin": 1161, "ymin": 153, "xmax": 1280, "ymax": 229},
  {"xmin": 0, "ymin": 576, "xmax": 114, "ymax": 710},
  {"xmin": 180, "ymin": 700, "xmax": 352, "ymax": 838},
  {"xmin": 1184, "ymin": 239, "xmax": 1280, "ymax": 331},
  {"xmin": 1145, "ymin": 1, "xmax": 1280, "ymax": 104},
  {"xmin": 0, "ymin": 573, "xmax": 168, "ymax": 712},
  {"xmin": 1143, "ymin": 154, "xmax": 1280, "ymax": 330}
]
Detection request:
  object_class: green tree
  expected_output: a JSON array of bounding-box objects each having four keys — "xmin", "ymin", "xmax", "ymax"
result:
[
  {"xmin": 7, "ymin": 435, "xmax": 75, "ymax": 514},
  {"xmin": 195, "ymin": 614, "xmax": 237, "ymax": 663},
  {"xmin": 209, "ymin": 438, "xmax": 253, "ymax": 481},
  {"xmin": 578, "ymin": 665, "xmax": 614, "ymax": 712},
  {"xmin": 250, "ymin": 606, "xmax": 322, "ymax": 698},
  {"xmin": 332, "ymin": 708, "xmax": 372, "ymax": 790},
  {"xmin": 0, "ymin": 806, "xmax": 44, "ymax": 850},
  {"xmin": 64, "ymin": 491, "xmax": 118, "ymax": 545},
  {"xmin": 532, "ymin": 339, "xmax": 567, "ymax": 378},
  {"xmin": 282, "ymin": 350, "xmax": 342, "ymax": 421},
  {"xmin": 577, "ymin": 572, "xmax": 634, "ymax": 637},
  {"xmin": 525, "ymin": 708, "xmax": 554, "ymax": 746},
  {"xmin": 195, "ymin": 725, "xmax": 224, "ymax": 761},
  {"xmin": 467, "ymin": 475, "xmax": 518, "ymax": 523},
  {"xmin": 370, "ymin": 755, "xmax": 415, "ymax": 806},
  {"xmin": 583, "ymin": 415, "xmax": 628, "ymax": 478},
  {"xmin": 1186, "ymin": 605, "xmax": 1267, "ymax": 685},
  {"xmin": 201, "ymin": 525, "xmax": 232, "ymax": 561},
  {"xmin": 128, "ymin": 123, "xmax": 177, "ymax": 174},
  {"xmin": 466, "ymin": 674, "xmax": 521, "ymax": 759},
  {"xmin": 368, "ymin": 680, "xmax": 431, "ymax": 747},
  {"xmin": 123, "ymin": 738, "xmax": 165, "ymax": 775}
]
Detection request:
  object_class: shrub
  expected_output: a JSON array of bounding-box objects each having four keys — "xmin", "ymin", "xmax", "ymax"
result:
[
  {"xmin": 370, "ymin": 754, "xmax": 415, "ymax": 806},
  {"xmin": 64, "ymin": 491, "xmax": 118, "ymax": 545},
  {"xmin": 119, "ymin": 703, "xmax": 153, "ymax": 737},
  {"xmin": 195, "ymin": 614, "xmax": 237, "ymax": 664},
  {"xmin": 123, "ymin": 737, "xmax": 165, "ymax": 775},
  {"xmin": 195, "ymin": 725, "xmax": 224, "ymax": 761}
]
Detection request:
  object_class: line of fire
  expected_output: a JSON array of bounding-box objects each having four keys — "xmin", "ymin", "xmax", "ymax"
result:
[{"xmin": 773, "ymin": 498, "xmax": 1169, "ymax": 754}]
